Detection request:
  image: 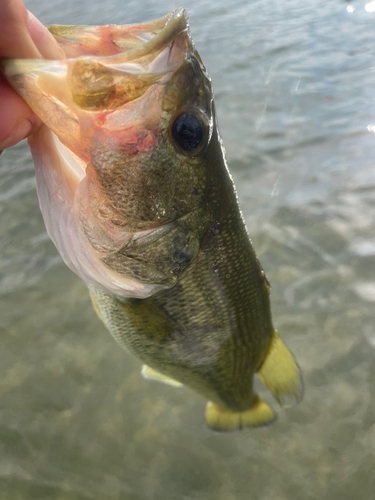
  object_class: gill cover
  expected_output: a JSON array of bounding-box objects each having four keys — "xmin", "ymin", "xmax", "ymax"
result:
[{"xmin": 3, "ymin": 9, "xmax": 213, "ymax": 297}]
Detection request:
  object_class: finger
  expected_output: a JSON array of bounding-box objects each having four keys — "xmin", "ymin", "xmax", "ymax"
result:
[
  {"xmin": 0, "ymin": 0, "xmax": 65, "ymax": 150},
  {"xmin": 0, "ymin": 0, "xmax": 40, "ymax": 58},
  {"xmin": 0, "ymin": 0, "xmax": 65, "ymax": 59},
  {"xmin": 28, "ymin": 11, "xmax": 65, "ymax": 59},
  {"xmin": 0, "ymin": 74, "xmax": 42, "ymax": 150}
]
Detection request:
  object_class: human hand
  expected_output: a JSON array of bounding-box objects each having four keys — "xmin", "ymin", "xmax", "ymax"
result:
[{"xmin": 0, "ymin": 0, "xmax": 65, "ymax": 152}]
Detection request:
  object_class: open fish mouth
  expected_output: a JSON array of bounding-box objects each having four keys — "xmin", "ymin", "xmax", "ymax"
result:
[
  {"xmin": 2, "ymin": 9, "xmax": 213, "ymax": 298},
  {"xmin": 2, "ymin": 8, "xmax": 193, "ymax": 157}
]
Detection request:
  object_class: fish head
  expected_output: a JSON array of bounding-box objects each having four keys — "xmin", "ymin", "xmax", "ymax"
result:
[{"xmin": 2, "ymin": 9, "xmax": 217, "ymax": 297}]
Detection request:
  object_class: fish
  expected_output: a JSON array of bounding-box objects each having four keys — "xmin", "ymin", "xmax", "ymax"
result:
[{"xmin": 2, "ymin": 8, "xmax": 303, "ymax": 431}]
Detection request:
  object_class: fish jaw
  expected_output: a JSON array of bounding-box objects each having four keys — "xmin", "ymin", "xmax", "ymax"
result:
[
  {"xmin": 2, "ymin": 9, "xmax": 214, "ymax": 296},
  {"xmin": 46, "ymin": 10, "xmax": 188, "ymax": 58}
]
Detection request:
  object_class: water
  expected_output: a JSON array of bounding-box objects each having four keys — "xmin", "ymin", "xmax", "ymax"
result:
[{"xmin": 1, "ymin": 0, "xmax": 375, "ymax": 498}]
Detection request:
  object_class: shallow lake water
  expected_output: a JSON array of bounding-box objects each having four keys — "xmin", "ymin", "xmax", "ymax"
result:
[{"xmin": 1, "ymin": 0, "xmax": 375, "ymax": 498}]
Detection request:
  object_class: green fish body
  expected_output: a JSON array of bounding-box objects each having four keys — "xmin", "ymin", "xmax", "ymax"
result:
[{"xmin": 3, "ymin": 9, "xmax": 302, "ymax": 430}]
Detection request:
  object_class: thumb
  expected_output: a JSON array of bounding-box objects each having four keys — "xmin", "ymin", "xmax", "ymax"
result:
[
  {"xmin": 0, "ymin": 0, "xmax": 65, "ymax": 151},
  {"xmin": 0, "ymin": 0, "xmax": 65, "ymax": 59}
]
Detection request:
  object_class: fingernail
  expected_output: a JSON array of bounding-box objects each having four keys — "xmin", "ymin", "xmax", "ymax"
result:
[{"xmin": 0, "ymin": 121, "xmax": 33, "ymax": 150}]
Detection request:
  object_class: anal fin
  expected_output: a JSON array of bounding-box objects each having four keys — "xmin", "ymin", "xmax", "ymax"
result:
[
  {"xmin": 141, "ymin": 365, "xmax": 183, "ymax": 387},
  {"xmin": 257, "ymin": 330, "xmax": 303, "ymax": 407},
  {"xmin": 205, "ymin": 399, "xmax": 276, "ymax": 432}
]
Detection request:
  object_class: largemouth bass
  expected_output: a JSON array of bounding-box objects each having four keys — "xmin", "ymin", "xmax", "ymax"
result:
[{"xmin": 3, "ymin": 9, "xmax": 302, "ymax": 431}]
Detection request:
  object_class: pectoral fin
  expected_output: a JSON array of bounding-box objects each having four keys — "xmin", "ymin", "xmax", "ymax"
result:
[
  {"xmin": 257, "ymin": 330, "xmax": 303, "ymax": 407},
  {"xmin": 205, "ymin": 399, "xmax": 276, "ymax": 432},
  {"xmin": 89, "ymin": 292, "xmax": 103, "ymax": 322},
  {"xmin": 101, "ymin": 216, "xmax": 201, "ymax": 286},
  {"xmin": 141, "ymin": 365, "xmax": 182, "ymax": 387}
]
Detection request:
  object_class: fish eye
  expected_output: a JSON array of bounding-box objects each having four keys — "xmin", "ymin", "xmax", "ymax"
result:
[{"xmin": 171, "ymin": 113, "xmax": 204, "ymax": 152}]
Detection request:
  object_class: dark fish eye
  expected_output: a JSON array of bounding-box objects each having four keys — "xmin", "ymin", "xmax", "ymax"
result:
[{"xmin": 171, "ymin": 113, "xmax": 204, "ymax": 152}]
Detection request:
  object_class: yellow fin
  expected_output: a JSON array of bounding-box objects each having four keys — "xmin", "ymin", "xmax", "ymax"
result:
[
  {"xmin": 258, "ymin": 330, "xmax": 303, "ymax": 407},
  {"xmin": 141, "ymin": 365, "xmax": 183, "ymax": 387},
  {"xmin": 89, "ymin": 292, "xmax": 103, "ymax": 322},
  {"xmin": 205, "ymin": 399, "xmax": 276, "ymax": 432}
]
